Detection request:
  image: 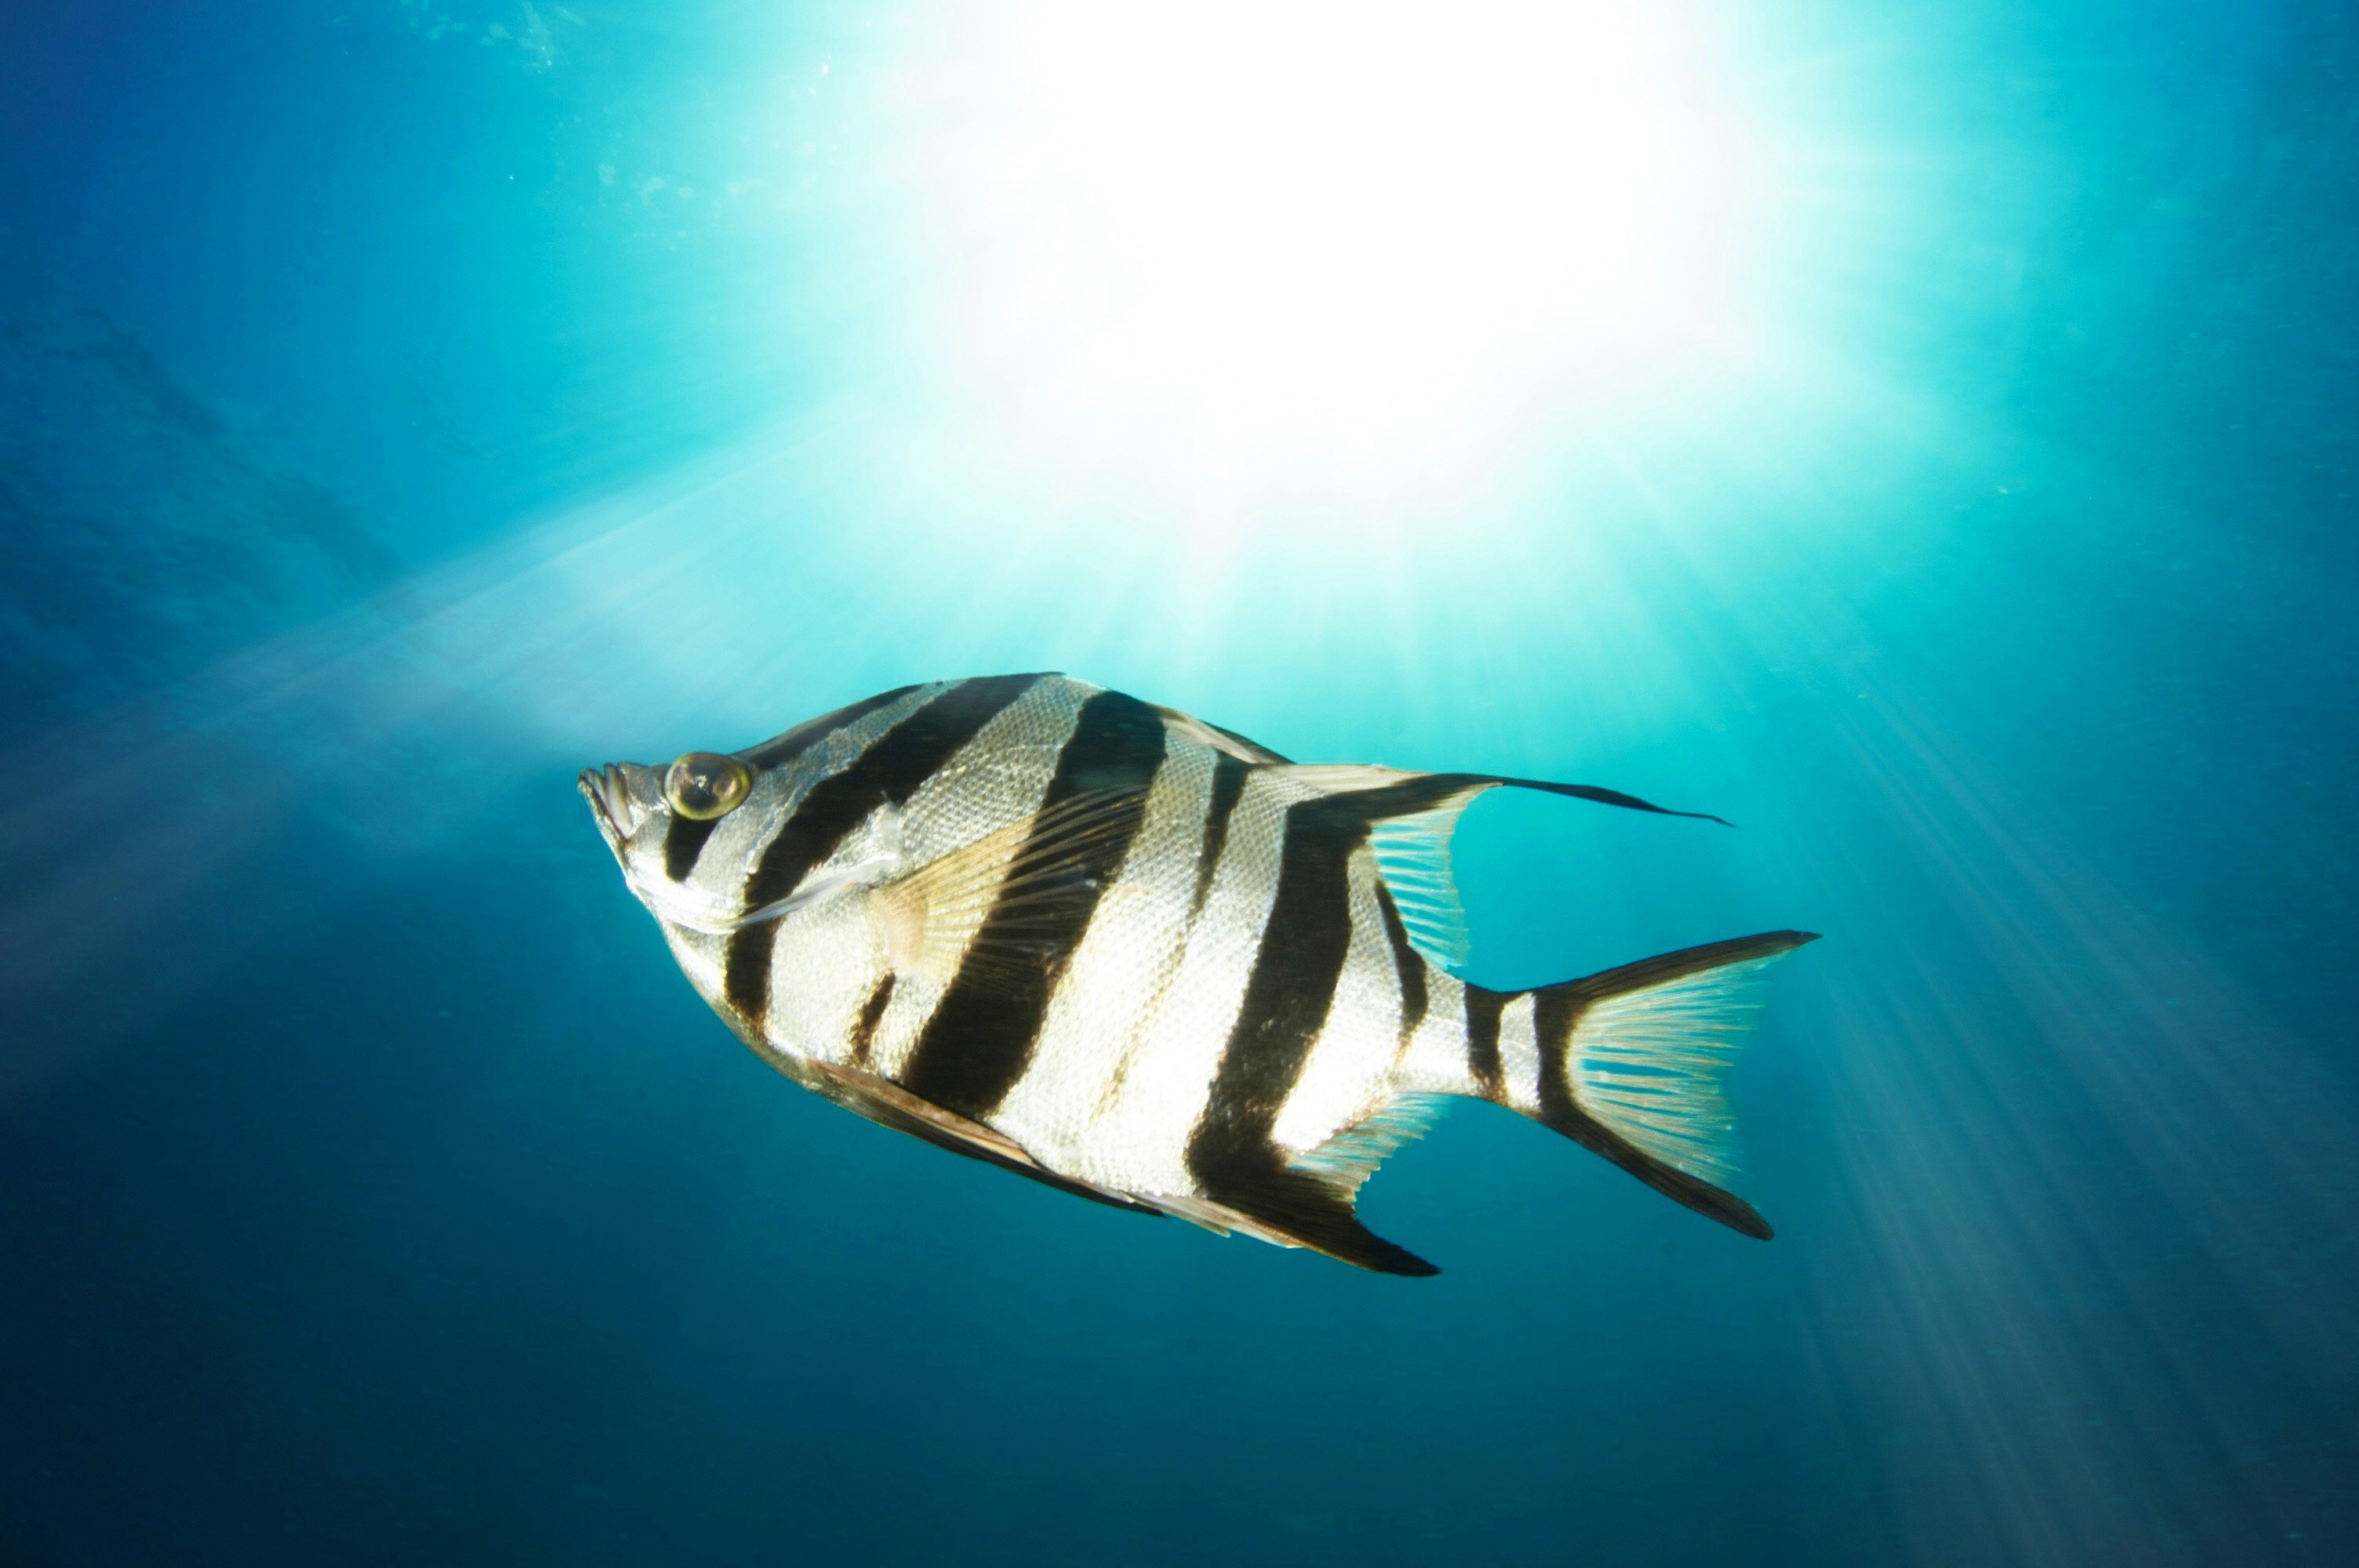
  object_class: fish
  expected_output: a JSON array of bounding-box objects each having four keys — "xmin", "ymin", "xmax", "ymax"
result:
[{"xmin": 580, "ymin": 673, "xmax": 1817, "ymax": 1275}]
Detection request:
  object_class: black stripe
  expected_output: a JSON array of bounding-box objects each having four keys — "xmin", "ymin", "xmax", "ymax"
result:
[
  {"xmin": 1532, "ymin": 983, "xmax": 1582, "ymax": 1131},
  {"xmin": 1372, "ymin": 882, "xmax": 1427, "ymax": 1058},
  {"xmin": 1183, "ymin": 791, "xmax": 1437, "ymax": 1275},
  {"xmin": 669, "ymin": 685, "xmax": 918, "ymax": 884},
  {"xmin": 668, "ymin": 683, "xmax": 914, "ymax": 887},
  {"xmin": 847, "ymin": 974, "xmax": 896, "ymax": 1070},
  {"xmin": 721, "ymin": 674, "xmax": 1045, "ymax": 1031},
  {"xmin": 663, "ymin": 813, "xmax": 722, "ymax": 884},
  {"xmin": 897, "ymin": 690, "xmax": 1170, "ymax": 1120},
  {"xmin": 1188, "ymin": 750, "xmax": 1252, "ymax": 920},
  {"xmin": 1189, "ymin": 794, "xmax": 1369, "ymax": 1171},
  {"xmin": 740, "ymin": 683, "xmax": 924, "ymax": 770},
  {"xmin": 1463, "ymin": 985, "xmax": 1507, "ymax": 1102}
]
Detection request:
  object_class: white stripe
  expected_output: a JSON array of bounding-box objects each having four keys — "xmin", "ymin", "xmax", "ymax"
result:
[
  {"xmin": 1398, "ymin": 969, "xmax": 1479, "ymax": 1098},
  {"xmin": 759, "ymin": 887, "xmax": 884, "ymax": 1062},
  {"xmin": 666, "ymin": 924, "xmax": 726, "ymax": 1001},
  {"xmin": 1497, "ymin": 991, "xmax": 1541, "ymax": 1112}
]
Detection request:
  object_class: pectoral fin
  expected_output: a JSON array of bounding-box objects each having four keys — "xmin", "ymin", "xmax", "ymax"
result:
[{"xmin": 867, "ymin": 790, "xmax": 1150, "ymax": 987}]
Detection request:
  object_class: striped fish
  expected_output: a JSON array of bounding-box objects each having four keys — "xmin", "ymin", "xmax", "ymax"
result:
[{"xmin": 580, "ymin": 673, "xmax": 1816, "ymax": 1275}]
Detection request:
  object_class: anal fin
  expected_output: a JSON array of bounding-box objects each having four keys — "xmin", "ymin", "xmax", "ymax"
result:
[
  {"xmin": 1292, "ymin": 1094, "xmax": 1452, "ymax": 1202},
  {"xmin": 1189, "ymin": 1157, "xmax": 1440, "ymax": 1276}
]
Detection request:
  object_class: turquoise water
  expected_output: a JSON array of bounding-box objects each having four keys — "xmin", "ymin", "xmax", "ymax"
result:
[{"xmin": 4, "ymin": 3, "xmax": 2355, "ymax": 1563}]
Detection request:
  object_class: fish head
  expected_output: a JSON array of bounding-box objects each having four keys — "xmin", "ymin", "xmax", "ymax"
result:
[
  {"xmin": 577, "ymin": 750, "xmax": 771, "ymax": 928},
  {"xmin": 576, "ymin": 758, "xmax": 671, "ymax": 866}
]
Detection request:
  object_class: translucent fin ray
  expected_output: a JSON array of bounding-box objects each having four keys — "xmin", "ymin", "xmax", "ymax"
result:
[
  {"xmin": 869, "ymin": 791, "xmax": 1150, "ymax": 986},
  {"xmin": 1568, "ymin": 956, "xmax": 1780, "ymax": 1187},
  {"xmin": 1291, "ymin": 1094, "xmax": 1452, "ymax": 1201},
  {"xmin": 1368, "ymin": 796, "xmax": 1484, "ymax": 969}
]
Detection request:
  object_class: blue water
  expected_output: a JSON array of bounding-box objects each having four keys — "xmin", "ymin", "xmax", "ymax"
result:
[{"xmin": 5, "ymin": 3, "xmax": 2356, "ymax": 1564}]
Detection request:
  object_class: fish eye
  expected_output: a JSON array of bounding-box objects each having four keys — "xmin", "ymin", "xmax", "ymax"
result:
[{"xmin": 663, "ymin": 752, "xmax": 753, "ymax": 820}]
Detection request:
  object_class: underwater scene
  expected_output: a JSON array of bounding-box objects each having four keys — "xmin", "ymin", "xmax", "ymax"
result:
[{"xmin": 4, "ymin": 2, "xmax": 2355, "ymax": 1564}]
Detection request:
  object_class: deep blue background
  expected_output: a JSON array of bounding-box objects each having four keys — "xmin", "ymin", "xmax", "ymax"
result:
[{"xmin": 4, "ymin": 3, "xmax": 2356, "ymax": 1564}]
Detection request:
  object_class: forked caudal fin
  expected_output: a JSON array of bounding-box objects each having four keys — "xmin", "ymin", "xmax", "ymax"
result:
[
  {"xmin": 1264, "ymin": 930, "xmax": 1816, "ymax": 1274},
  {"xmin": 1485, "ymin": 929, "xmax": 1819, "ymax": 1239}
]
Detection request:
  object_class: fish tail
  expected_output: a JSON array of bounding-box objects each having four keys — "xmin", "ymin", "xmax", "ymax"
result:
[{"xmin": 1467, "ymin": 930, "xmax": 1819, "ymax": 1239}]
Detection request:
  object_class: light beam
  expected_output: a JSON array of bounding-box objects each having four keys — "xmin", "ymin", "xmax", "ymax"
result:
[{"xmin": 881, "ymin": 1, "xmax": 1787, "ymax": 509}]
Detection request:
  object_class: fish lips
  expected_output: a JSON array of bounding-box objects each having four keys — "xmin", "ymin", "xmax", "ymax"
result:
[{"xmin": 577, "ymin": 762, "xmax": 647, "ymax": 855}]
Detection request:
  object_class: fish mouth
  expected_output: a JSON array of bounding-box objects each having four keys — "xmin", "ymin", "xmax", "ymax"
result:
[{"xmin": 578, "ymin": 764, "xmax": 640, "ymax": 851}]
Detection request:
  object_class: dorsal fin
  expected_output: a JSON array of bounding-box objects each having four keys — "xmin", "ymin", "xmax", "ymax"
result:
[
  {"xmin": 1263, "ymin": 764, "xmax": 1732, "ymax": 971},
  {"xmin": 1260, "ymin": 762, "xmax": 1422, "ymax": 797},
  {"xmin": 1151, "ymin": 704, "xmax": 1294, "ymax": 764},
  {"xmin": 1261, "ymin": 764, "xmax": 1482, "ymax": 967},
  {"xmin": 1369, "ymin": 800, "xmax": 1480, "ymax": 969},
  {"xmin": 1269, "ymin": 764, "xmax": 1729, "ymax": 827}
]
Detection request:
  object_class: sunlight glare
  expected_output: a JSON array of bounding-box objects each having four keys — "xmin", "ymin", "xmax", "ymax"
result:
[{"xmin": 894, "ymin": 1, "xmax": 1778, "ymax": 493}]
